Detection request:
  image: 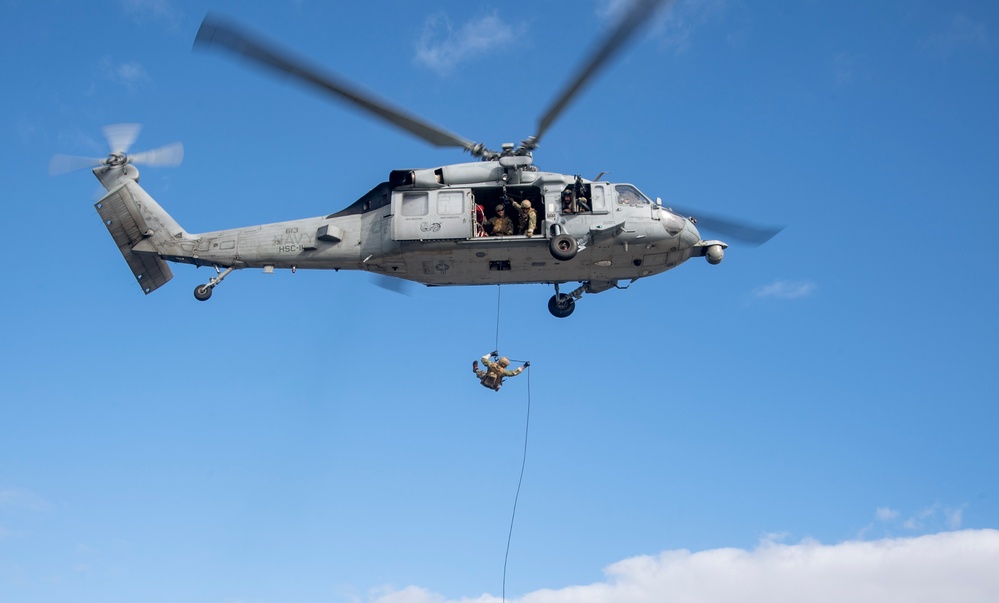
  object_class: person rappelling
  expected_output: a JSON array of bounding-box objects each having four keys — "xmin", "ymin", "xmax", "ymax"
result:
[{"xmin": 473, "ymin": 351, "xmax": 529, "ymax": 391}]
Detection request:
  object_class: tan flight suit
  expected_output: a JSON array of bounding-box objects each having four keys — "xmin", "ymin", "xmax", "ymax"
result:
[
  {"xmin": 489, "ymin": 215, "xmax": 514, "ymax": 236},
  {"xmin": 512, "ymin": 201, "xmax": 537, "ymax": 237},
  {"xmin": 473, "ymin": 355, "xmax": 525, "ymax": 391}
]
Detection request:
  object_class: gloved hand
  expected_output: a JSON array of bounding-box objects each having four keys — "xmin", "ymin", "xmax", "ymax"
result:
[
  {"xmin": 524, "ymin": 361, "xmax": 530, "ymax": 367},
  {"xmin": 491, "ymin": 350, "xmax": 499, "ymax": 357}
]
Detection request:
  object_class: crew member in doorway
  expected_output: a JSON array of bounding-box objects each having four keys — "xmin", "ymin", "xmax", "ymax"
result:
[
  {"xmin": 562, "ymin": 189, "xmax": 575, "ymax": 213},
  {"xmin": 473, "ymin": 351, "xmax": 529, "ymax": 391},
  {"xmin": 512, "ymin": 198, "xmax": 537, "ymax": 237},
  {"xmin": 488, "ymin": 204, "xmax": 514, "ymax": 236}
]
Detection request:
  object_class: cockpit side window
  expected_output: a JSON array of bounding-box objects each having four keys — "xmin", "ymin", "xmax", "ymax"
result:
[{"xmin": 615, "ymin": 184, "xmax": 650, "ymax": 206}]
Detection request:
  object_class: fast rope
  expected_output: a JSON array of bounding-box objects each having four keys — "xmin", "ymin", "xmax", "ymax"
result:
[
  {"xmin": 490, "ymin": 282, "xmax": 531, "ymax": 602},
  {"xmin": 494, "ymin": 285, "xmax": 502, "ymax": 353},
  {"xmin": 502, "ymin": 365, "xmax": 531, "ymax": 603}
]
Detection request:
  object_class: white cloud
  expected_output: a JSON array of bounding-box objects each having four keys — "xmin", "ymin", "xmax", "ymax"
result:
[
  {"xmin": 98, "ymin": 57, "xmax": 150, "ymax": 94},
  {"xmin": 901, "ymin": 504, "xmax": 966, "ymax": 531},
  {"xmin": 118, "ymin": 0, "xmax": 183, "ymax": 28},
  {"xmin": 0, "ymin": 487, "xmax": 52, "ymax": 512},
  {"xmin": 944, "ymin": 507, "xmax": 965, "ymax": 530},
  {"xmin": 752, "ymin": 279, "xmax": 816, "ymax": 300},
  {"xmin": 645, "ymin": 0, "xmax": 728, "ymax": 55},
  {"xmin": 832, "ymin": 51, "xmax": 862, "ymax": 86},
  {"xmin": 116, "ymin": 61, "xmax": 149, "ymax": 84},
  {"xmin": 368, "ymin": 530, "xmax": 999, "ymax": 603},
  {"xmin": 15, "ymin": 116, "xmax": 39, "ymax": 144},
  {"xmin": 596, "ymin": 0, "xmax": 638, "ymax": 21},
  {"xmin": 415, "ymin": 12, "xmax": 518, "ymax": 75},
  {"xmin": 876, "ymin": 506, "xmax": 899, "ymax": 521},
  {"xmin": 923, "ymin": 13, "xmax": 990, "ymax": 58}
]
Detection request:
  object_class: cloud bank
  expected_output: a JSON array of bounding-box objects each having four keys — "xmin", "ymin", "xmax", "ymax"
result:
[{"xmin": 370, "ymin": 530, "xmax": 999, "ymax": 603}]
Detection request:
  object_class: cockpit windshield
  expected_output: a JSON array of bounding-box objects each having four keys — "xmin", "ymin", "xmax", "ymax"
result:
[{"xmin": 615, "ymin": 184, "xmax": 651, "ymax": 206}]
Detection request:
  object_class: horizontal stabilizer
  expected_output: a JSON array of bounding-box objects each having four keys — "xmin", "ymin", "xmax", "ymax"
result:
[{"xmin": 95, "ymin": 185, "xmax": 173, "ymax": 294}]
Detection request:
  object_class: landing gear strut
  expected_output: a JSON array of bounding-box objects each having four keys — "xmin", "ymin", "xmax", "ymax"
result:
[{"xmin": 194, "ymin": 265, "xmax": 236, "ymax": 301}]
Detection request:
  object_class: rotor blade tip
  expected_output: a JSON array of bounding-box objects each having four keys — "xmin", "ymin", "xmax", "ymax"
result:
[{"xmin": 194, "ymin": 13, "xmax": 228, "ymax": 49}]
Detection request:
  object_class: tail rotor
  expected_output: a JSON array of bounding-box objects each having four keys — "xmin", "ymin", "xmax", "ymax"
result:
[{"xmin": 49, "ymin": 123, "xmax": 184, "ymax": 175}]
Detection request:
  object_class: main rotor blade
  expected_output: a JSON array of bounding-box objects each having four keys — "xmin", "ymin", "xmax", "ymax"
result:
[
  {"xmin": 672, "ymin": 205, "xmax": 784, "ymax": 246},
  {"xmin": 532, "ymin": 0, "xmax": 670, "ymax": 147},
  {"xmin": 129, "ymin": 142, "xmax": 185, "ymax": 167},
  {"xmin": 370, "ymin": 274, "xmax": 417, "ymax": 297},
  {"xmin": 195, "ymin": 15, "xmax": 484, "ymax": 155},
  {"xmin": 103, "ymin": 123, "xmax": 142, "ymax": 155}
]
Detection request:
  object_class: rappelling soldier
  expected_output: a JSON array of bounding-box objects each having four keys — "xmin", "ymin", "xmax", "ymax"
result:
[{"xmin": 473, "ymin": 351, "xmax": 529, "ymax": 391}]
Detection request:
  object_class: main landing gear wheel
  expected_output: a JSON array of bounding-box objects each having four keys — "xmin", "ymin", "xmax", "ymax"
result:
[
  {"xmin": 549, "ymin": 234, "xmax": 578, "ymax": 261},
  {"xmin": 548, "ymin": 293, "xmax": 575, "ymax": 318},
  {"xmin": 194, "ymin": 284, "xmax": 212, "ymax": 301}
]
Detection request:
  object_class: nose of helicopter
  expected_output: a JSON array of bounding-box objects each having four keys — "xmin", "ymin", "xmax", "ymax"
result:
[
  {"xmin": 681, "ymin": 216, "xmax": 701, "ymax": 248},
  {"xmin": 662, "ymin": 209, "xmax": 701, "ymax": 248}
]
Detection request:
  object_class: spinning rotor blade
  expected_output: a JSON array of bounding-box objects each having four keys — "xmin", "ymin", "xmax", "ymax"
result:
[
  {"xmin": 49, "ymin": 124, "xmax": 184, "ymax": 175},
  {"xmin": 672, "ymin": 205, "xmax": 784, "ymax": 246},
  {"xmin": 103, "ymin": 123, "xmax": 142, "ymax": 154},
  {"xmin": 530, "ymin": 0, "xmax": 670, "ymax": 149},
  {"xmin": 195, "ymin": 15, "xmax": 487, "ymax": 156},
  {"xmin": 128, "ymin": 142, "xmax": 185, "ymax": 167},
  {"xmin": 51, "ymin": 123, "xmax": 145, "ymax": 175},
  {"xmin": 370, "ymin": 274, "xmax": 417, "ymax": 297},
  {"xmin": 49, "ymin": 154, "xmax": 105, "ymax": 176}
]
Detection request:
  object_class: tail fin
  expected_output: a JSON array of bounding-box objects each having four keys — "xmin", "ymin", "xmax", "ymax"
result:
[{"xmin": 95, "ymin": 176, "xmax": 186, "ymax": 295}]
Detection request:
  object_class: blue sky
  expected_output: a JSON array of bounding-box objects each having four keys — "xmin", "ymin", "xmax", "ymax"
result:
[{"xmin": 3, "ymin": 1, "xmax": 999, "ymax": 602}]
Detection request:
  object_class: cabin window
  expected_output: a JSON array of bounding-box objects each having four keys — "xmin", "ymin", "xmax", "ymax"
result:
[
  {"xmin": 401, "ymin": 192, "xmax": 429, "ymax": 216},
  {"xmin": 437, "ymin": 190, "xmax": 465, "ymax": 215},
  {"xmin": 591, "ymin": 185, "xmax": 607, "ymax": 211},
  {"xmin": 615, "ymin": 184, "xmax": 650, "ymax": 206}
]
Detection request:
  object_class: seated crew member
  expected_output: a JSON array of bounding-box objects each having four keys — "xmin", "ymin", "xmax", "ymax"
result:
[{"xmin": 488, "ymin": 204, "xmax": 514, "ymax": 236}]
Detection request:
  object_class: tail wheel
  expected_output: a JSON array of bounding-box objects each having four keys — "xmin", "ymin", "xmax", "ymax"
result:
[
  {"xmin": 549, "ymin": 234, "xmax": 578, "ymax": 261},
  {"xmin": 194, "ymin": 284, "xmax": 213, "ymax": 301},
  {"xmin": 548, "ymin": 293, "xmax": 575, "ymax": 318}
]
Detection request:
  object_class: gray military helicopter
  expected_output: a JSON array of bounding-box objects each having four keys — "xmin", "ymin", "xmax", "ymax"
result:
[{"xmin": 62, "ymin": 1, "xmax": 779, "ymax": 317}]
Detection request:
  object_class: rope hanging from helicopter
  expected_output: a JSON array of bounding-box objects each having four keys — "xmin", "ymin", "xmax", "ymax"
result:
[
  {"xmin": 494, "ymin": 285, "xmax": 502, "ymax": 353},
  {"xmin": 490, "ymin": 283, "xmax": 532, "ymax": 603},
  {"xmin": 502, "ymin": 363, "xmax": 531, "ymax": 603}
]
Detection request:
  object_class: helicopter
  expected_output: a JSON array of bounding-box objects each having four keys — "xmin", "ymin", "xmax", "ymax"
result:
[{"xmin": 60, "ymin": 1, "xmax": 780, "ymax": 318}]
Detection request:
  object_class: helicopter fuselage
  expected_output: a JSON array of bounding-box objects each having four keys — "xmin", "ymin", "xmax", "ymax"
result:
[{"xmin": 93, "ymin": 159, "xmax": 725, "ymax": 314}]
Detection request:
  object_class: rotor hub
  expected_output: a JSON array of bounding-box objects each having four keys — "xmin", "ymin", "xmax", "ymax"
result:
[{"xmin": 105, "ymin": 152, "xmax": 128, "ymax": 167}]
